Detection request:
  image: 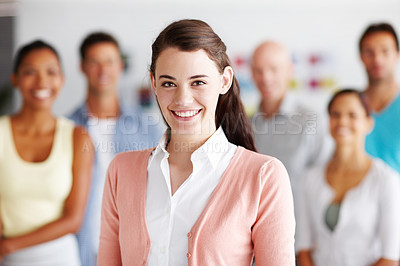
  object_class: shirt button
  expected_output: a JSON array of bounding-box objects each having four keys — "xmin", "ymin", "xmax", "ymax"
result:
[
  {"xmin": 187, "ymin": 252, "xmax": 192, "ymax": 258},
  {"xmin": 187, "ymin": 232, "xmax": 192, "ymax": 238}
]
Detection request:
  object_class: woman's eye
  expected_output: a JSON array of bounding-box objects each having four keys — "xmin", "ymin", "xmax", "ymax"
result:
[
  {"xmin": 161, "ymin": 82, "xmax": 176, "ymax": 87},
  {"xmin": 22, "ymin": 69, "xmax": 35, "ymax": 76},
  {"xmin": 330, "ymin": 112, "xmax": 340, "ymax": 119},
  {"xmin": 382, "ymin": 49, "xmax": 390, "ymax": 56},
  {"xmin": 192, "ymin": 80, "xmax": 205, "ymax": 86},
  {"xmin": 48, "ymin": 69, "xmax": 60, "ymax": 76},
  {"xmin": 349, "ymin": 113, "xmax": 358, "ymax": 119}
]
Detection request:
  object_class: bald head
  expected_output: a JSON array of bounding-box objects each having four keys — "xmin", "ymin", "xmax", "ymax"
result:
[
  {"xmin": 252, "ymin": 41, "xmax": 291, "ymax": 65},
  {"xmin": 251, "ymin": 41, "xmax": 293, "ymax": 104}
]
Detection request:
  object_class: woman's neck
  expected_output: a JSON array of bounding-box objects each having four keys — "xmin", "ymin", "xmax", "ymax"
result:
[
  {"xmin": 167, "ymin": 130, "xmax": 214, "ymax": 155},
  {"xmin": 330, "ymin": 144, "xmax": 370, "ymax": 171},
  {"xmin": 166, "ymin": 130, "xmax": 217, "ymax": 196},
  {"xmin": 12, "ymin": 107, "xmax": 56, "ymax": 133}
]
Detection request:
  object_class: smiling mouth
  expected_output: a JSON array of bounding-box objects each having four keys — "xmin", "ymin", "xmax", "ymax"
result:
[
  {"xmin": 172, "ymin": 110, "xmax": 201, "ymax": 118},
  {"xmin": 335, "ymin": 127, "xmax": 351, "ymax": 136},
  {"xmin": 32, "ymin": 89, "xmax": 52, "ymax": 99}
]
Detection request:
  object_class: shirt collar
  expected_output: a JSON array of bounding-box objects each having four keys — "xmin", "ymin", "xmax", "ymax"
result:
[
  {"xmin": 192, "ymin": 127, "xmax": 230, "ymax": 170},
  {"xmin": 150, "ymin": 127, "xmax": 230, "ymax": 170},
  {"xmin": 148, "ymin": 128, "xmax": 170, "ymax": 167}
]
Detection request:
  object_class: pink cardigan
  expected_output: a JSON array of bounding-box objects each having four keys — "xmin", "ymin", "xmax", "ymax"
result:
[{"xmin": 98, "ymin": 147, "xmax": 295, "ymax": 265}]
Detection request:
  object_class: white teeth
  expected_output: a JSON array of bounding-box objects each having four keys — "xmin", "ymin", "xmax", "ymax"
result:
[
  {"xmin": 174, "ymin": 110, "xmax": 200, "ymax": 118},
  {"xmin": 33, "ymin": 90, "xmax": 51, "ymax": 99}
]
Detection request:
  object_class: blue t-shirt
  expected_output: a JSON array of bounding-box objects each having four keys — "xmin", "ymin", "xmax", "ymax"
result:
[{"xmin": 366, "ymin": 92, "xmax": 400, "ymax": 173}]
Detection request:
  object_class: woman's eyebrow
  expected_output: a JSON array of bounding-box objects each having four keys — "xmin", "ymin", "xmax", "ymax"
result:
[
  {"xmin": 159, "ymin": 74, "xmax": 175, "ymax": 80},
  {"xmin": 159, "ymin": 74, "xmax": 209, "ymax": 80},
  {"xmin": 189, "ymin": 74, "xmax": 208, "ymax": 79}
]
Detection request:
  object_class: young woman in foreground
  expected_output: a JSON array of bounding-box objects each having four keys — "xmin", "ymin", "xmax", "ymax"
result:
[
  {"xmin": 98, "ymin": 19, "xmax": 295, "ymax": 265},
  {"xmin": 296, "ymin": 89, "xmax": 400, "ymax": 266}
]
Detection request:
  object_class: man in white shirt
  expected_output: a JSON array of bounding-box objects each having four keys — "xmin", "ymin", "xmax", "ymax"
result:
[{"xmin": 250, "ymin": 41, "xmax": 331, "ymax": 193}]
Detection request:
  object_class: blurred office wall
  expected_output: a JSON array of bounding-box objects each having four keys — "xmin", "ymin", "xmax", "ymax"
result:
[{"xmin": 7, "ymin": 0, "xmax": 400, "ymax": 115}]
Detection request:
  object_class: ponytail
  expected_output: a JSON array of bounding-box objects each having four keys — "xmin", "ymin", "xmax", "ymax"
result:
[{"xmin": 216, "ymin": 77, "xmax": 257, "ymax": 151}]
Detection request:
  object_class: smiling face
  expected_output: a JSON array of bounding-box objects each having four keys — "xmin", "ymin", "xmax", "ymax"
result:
[
  {"xmin": 150, "ymin": 47, "xmax": 232, "ymax": 140},
  {"xmin": 12, "ymin": 48, "xmax": 64, "ymax": 111},
  {"xmin": 360, "ymin": 32, "xmax": 399, "ymax": 82},
  {"xmin": 329, "ymin": 93, "xmax": 373, "ymax": 147},
  {"xmin": 81, "ymin": 42, "xmax": 123, "ymax": 95}
]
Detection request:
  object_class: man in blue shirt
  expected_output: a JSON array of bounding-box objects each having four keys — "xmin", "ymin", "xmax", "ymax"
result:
[
  {"xmin": 360, "ymin": 23, "xmax": 400, "ymax": 173},
  {"xmin": 69, "ymin": 32, "xmax": 161, "ymax": 266}
]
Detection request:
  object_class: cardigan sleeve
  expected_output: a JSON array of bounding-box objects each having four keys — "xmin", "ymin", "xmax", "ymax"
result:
[
  {"xmin": 97, "ymin": 159, "xmax": 122, "ymax": 266},
  {"xmin": 252, "ymin": 158, "xmax": 296, "ymax": 265}
]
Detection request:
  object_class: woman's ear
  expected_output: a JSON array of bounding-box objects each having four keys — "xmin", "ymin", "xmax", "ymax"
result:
[
  {"xmin": 149, "ymin": 72, "xmax": 157, "ymax": 96},
  {"xmin": 221, "ymin": 66, "xmax": 234, "ymax": 95}
]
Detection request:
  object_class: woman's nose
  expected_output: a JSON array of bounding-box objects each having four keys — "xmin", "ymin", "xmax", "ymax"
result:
[
  {"xmin": 37, "ymin": 72, "xmax": 49, "ymax": 88},
  {"xmin": 174, "ymin": 86, "xmax": 193, "ymax": 106},
  {"xmin": 338, "ymin": 115, "xmax": 350, "ymax": 125}
]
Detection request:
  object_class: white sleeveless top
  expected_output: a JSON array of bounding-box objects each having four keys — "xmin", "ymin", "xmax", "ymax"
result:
[{"xmin": 0, "ymin": 116, "xmax": 74, "ymax": 238}]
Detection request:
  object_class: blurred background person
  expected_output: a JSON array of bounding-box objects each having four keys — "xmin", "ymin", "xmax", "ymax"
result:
[
  {"xmin": 360, "ymin": 23, "xmax": 400, "ymax": 174},
  {"xmin": 296, "ymin": 89, "xmax": 400, "ymax": 266},
  {"xmin": 250, "ymin": 41, "xmax": 332, "ymax": 194},
  {"xmin": 69, "ymin": 32, "xmax": 161, "ymax": 266},
  {"xmin": 0, "ymin": 40, "xmax": 94, "ymax": 265}
]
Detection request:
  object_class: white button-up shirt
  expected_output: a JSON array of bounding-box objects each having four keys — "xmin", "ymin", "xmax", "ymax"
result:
[
  {"xmin": 295, "ymin": 158, "xmax": 400, "ymax": 266},
  {"xmin": 145, "ymin": 127, "xmax": 237, "ymax": 266}
]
